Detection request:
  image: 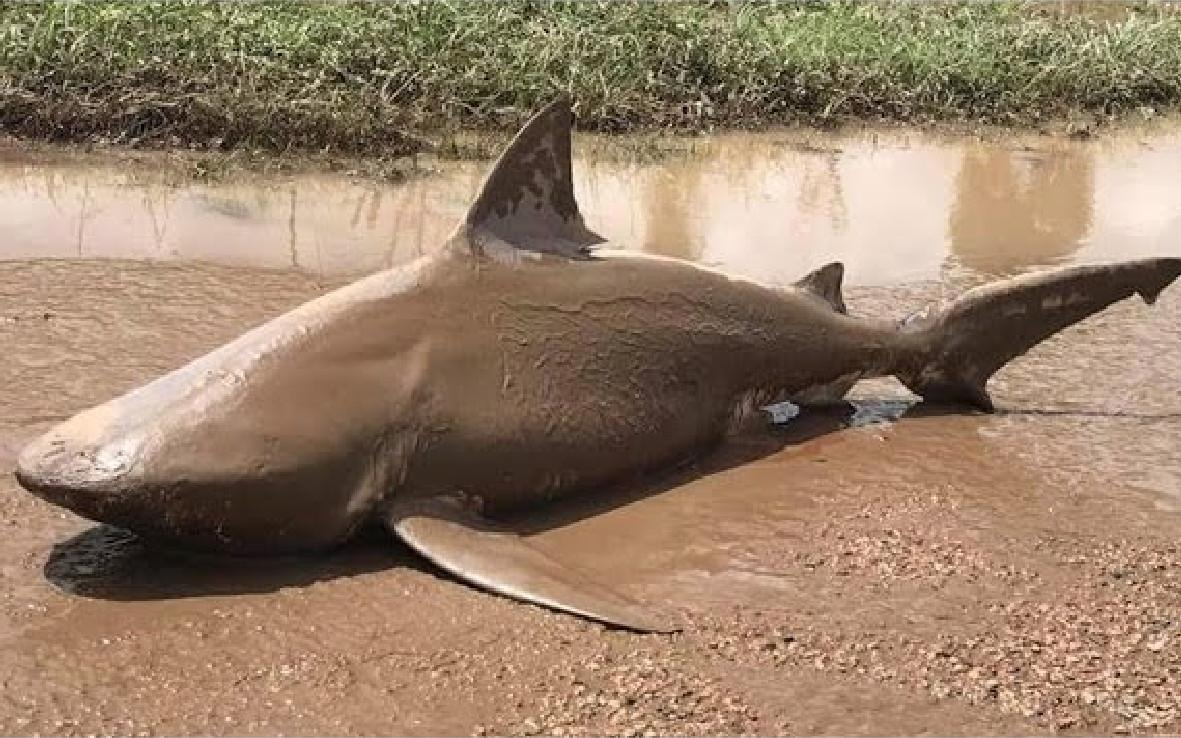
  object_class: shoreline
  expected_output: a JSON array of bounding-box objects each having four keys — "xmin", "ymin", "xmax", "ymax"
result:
[{"xmin": 4, "ymin": 111, "xmax": 1180, "ymax": 186}]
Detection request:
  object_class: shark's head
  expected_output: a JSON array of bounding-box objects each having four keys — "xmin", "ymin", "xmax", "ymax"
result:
[{"xmin": 14, "ymin": 325, "xmax": 390, "ymax": 555}]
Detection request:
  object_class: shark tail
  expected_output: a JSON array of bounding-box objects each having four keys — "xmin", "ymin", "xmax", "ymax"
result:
[{"xmin": 894, "ymin": 257, "xmax": 1181, "ymax": 411}]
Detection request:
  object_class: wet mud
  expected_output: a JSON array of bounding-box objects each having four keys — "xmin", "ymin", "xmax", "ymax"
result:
[{"xmin": 1, "ymin": 127, "xmax": 1180, "ymax": 735}]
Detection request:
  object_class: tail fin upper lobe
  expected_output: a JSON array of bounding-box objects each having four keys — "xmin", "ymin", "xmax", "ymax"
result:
[{"xmin": 895, "ymin": 257, "xmax": 1181, "ymax": 411}]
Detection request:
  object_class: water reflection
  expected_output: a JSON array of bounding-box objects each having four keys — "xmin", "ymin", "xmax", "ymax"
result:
[
  {"xmin": 0, "ymin": 163, "xmax": 481, "ymax": 274},
  {"xmin": 948, "ymin": 147, "xmax": 1093, "ymax": 276},
  {"xmin": 640, "ymin": 161, "xmax": 705, "ymax": 261},
  {"xmin": 0, "ymin": 126, "xmax": 1178, "ymax": 286},
  {"xmin": 798, "ymin": 149, "xmax": 849, "ymax": 234}
]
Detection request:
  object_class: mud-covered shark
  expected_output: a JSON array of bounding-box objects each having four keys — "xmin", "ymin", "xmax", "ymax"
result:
[{"xmin": 15, "ymin": 101, "xmax": 1181, "ymax": 632}]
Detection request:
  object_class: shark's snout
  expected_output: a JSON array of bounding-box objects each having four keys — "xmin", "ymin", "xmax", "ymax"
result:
[{"xmin": 15, "ymin": 417, "xmax": 141, "ymax": 518}]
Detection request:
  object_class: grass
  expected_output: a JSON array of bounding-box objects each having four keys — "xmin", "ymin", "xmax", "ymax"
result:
[{"xmin": 2, "ymin": 1, "xmax": 1180, "ymax": 156}]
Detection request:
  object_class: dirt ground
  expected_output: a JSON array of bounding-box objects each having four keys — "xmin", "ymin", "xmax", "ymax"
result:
[{"xmin": 1, "ymin": 256, "xmax": 1178, "ymax": 736}]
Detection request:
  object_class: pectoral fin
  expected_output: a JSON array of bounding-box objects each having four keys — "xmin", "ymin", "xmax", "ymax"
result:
[{"xmin": 385, "ymin": 495, "xmax": 672, "ymax": 633}]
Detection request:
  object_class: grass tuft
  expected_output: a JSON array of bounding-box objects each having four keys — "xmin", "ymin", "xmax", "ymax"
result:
[{"xmin": 2, "ymin": 1, "xmax": 1180, "ymax": 155}]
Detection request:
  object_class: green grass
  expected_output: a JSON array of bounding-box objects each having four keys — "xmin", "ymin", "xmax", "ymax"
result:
[{"xmin": 2, "ymin": 1, "xmax": 1180, "ymax": 155}]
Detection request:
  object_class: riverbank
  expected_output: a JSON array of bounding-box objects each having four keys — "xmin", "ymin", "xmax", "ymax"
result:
[{"xmin": 3, "ymin": 2, "xmax": 1181, "ymax": 156}]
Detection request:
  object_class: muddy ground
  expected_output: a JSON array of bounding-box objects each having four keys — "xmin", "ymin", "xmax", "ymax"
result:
[
  {"xmin": 1, "ymin": 257, "xmax": 1178, "ymax": 736},
  {"xmin": 1, "ymin": 129, "xmax": 1180, "ymax": 736}
]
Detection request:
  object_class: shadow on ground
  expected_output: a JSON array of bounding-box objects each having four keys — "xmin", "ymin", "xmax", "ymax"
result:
[{"xmin": 43, "ymin": 522, "xmax": 417, "ymax": 600}]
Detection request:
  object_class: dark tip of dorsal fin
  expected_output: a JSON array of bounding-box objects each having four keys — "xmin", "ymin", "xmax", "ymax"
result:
[
  {"xmin": 795, "ymin": 261, "xmax": 847, "ymax": 313},
  {"xmin": 449, "ymin": 98, "xmax": 606, "ymax": 259}
]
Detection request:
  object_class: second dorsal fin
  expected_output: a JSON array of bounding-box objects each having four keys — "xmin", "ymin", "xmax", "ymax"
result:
[
  {"xmin": 795, "ymin": 261, "xmax": 847, "ymax": 313},
  {"xmin": 449, "ymin": 99, "xmax": 605, "ymax": 259}
]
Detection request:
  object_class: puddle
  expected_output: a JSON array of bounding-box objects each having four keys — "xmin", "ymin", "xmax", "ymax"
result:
[{"xmin": 1, "ymin": 127, "xmax": 1179, "ymax": 286}]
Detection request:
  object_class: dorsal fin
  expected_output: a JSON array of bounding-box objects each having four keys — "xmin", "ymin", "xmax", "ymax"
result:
[
  {"xmin": 795, "ymin": 261, "xmax": 847, "ymax": 313},
  {"xmin": 448, "ymin": 99, "xmax": 605, "ymax": 259}
]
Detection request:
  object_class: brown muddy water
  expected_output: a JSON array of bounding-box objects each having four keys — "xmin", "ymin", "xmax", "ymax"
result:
[
  {"xmin": 3, "ymin": 129, "xmax": 1178, "ymax": 284},
  {"xmin": 1, "ymin": 127, "xmax": 1179, "ymax": 736}
]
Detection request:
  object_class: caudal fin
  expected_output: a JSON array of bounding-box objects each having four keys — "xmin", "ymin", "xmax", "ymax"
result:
[{"xmin": 895, "ymin": 258, "xmax": 1181, "ymax": 411}]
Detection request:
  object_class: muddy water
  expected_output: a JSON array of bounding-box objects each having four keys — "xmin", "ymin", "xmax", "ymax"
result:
[
  {"xmin": 3, "ymin": 129, "xmax": 1180, "ymax": 285},
  {"xmin": 1, "ymin": 128, "xmax": 1180, "ymax": 735}
]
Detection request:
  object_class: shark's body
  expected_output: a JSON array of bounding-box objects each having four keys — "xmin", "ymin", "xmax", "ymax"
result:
[{"xmin": 15, "ymin": 102, "xmax": 1181, "ymax": 631}]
